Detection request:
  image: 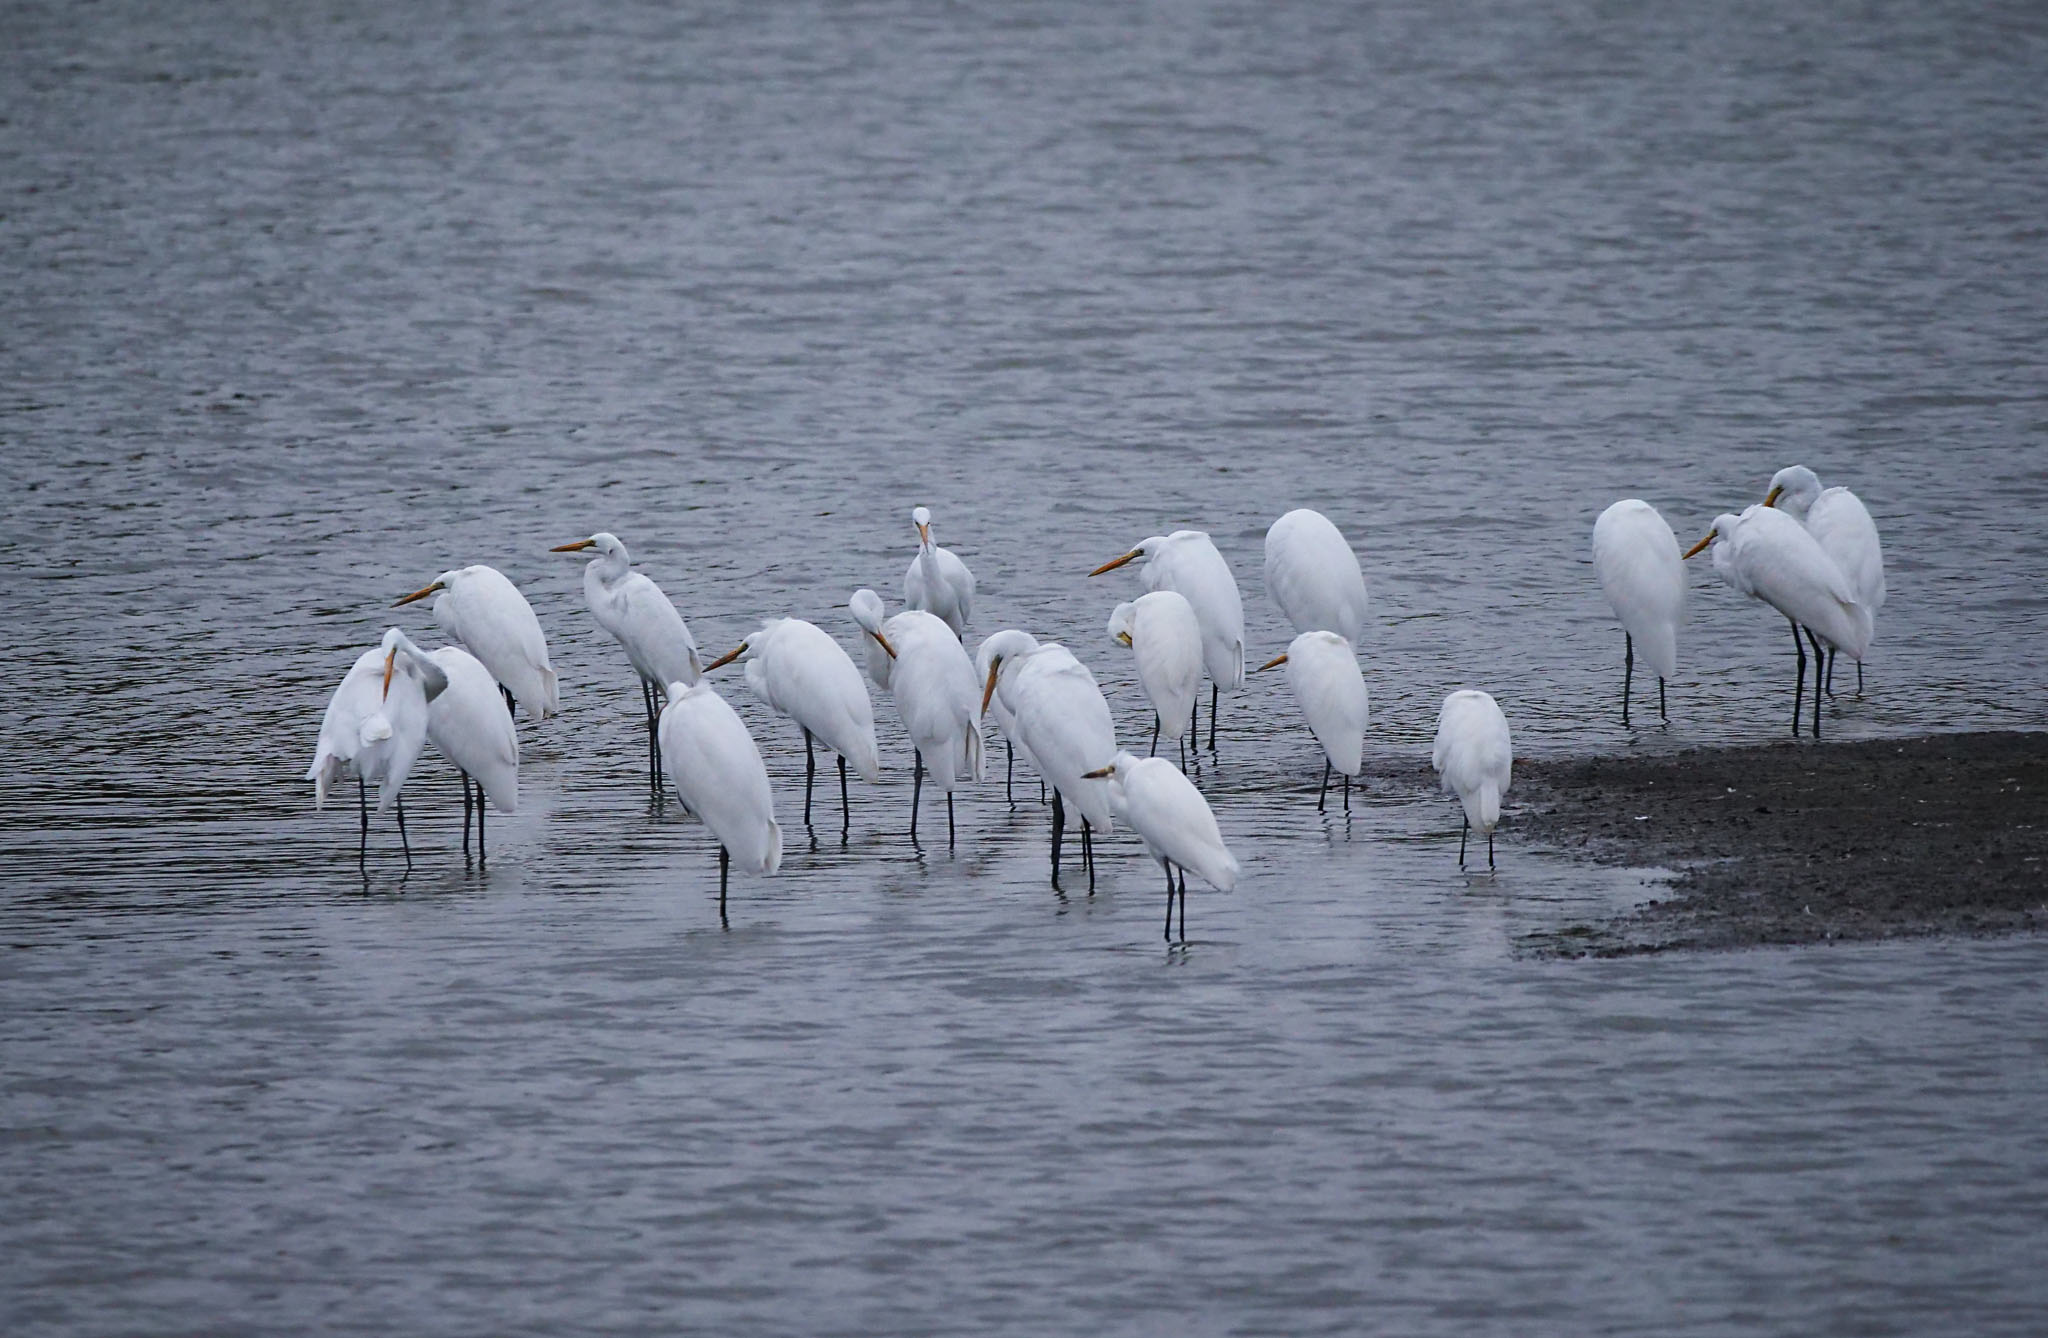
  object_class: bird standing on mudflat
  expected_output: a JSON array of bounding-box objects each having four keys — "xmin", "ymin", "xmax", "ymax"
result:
[{"xmin": 1591, "ymin": 499, "xmax": 1685, "ymax": 727}]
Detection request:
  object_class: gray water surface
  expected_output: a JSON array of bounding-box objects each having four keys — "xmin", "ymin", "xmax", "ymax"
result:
[{"xmin": 5, "ymin": 1, "xmax": 2048, "ymax": 1333}]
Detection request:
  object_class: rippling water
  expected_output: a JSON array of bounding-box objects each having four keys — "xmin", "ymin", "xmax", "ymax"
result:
[{"xmin": 5, "ymin": 0, "xmax": 2047, "ymax": 1332}]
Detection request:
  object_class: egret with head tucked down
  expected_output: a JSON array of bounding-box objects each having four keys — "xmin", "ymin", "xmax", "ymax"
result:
[
  {"xmin": 1256, "ymin": 630, "xmax": 1368, "ymax": 812},
  {"xmin": 1433, "ymin": 690, "xmax": 1512, "ymax": 870},
  {"xmin": 1764, "ymin": 466, "xmax": 1885, "ymax": 696},
  {"xmin": 703, "ymin": 617, "xmax": 880, "ymax": 835},
  {"xmin": 658, "ymin": 681, "xmax": 782, "ymax": 926},
  {"xmin": 981, "ymin": 629, "xmax": 1116, "ymax": 890},
  {"xmin": 1591, "ymin": 499, "xmax": 1684, "ymax": 727},
  {"xmin": 1264, "ymin": 509, "xmax": 1368, "ymax": 644},
  {"xmin": 852, "ymin": 589, "xmax": 983, "ymax": 846},
  {"xmin": 1084, "ymin": 752, "xmax": 1237, "ymax": 943},
  {"xmin": 307, "ymin": 627, "xmax": 445, "ymax": 867},
  {"xmin": 1106, "ymin": 591, "xmax": 1201, "ymax": 766}
]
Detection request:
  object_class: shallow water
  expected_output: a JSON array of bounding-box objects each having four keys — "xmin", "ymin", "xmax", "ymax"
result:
[{"xmin": 5, "ymin": 0, "xmax": 2047, "ymax": 1332}]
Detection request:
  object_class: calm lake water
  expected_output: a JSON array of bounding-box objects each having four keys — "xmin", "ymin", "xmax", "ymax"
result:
[{"xmin": 4, "ymin": 0, "xmax": 2046, "ymax": 1332}]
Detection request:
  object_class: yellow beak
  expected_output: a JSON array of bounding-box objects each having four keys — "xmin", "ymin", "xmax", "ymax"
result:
[
  {"xmin": 1114, "ymin": 630, "xmax": 1132, "ymax": 647},
  {"xmin": 917, "ymin": 521, "xmax": 931, "ymax": 547},
  {"xmin": 1089, "ymin": 549, "xmax": 1142, "ymax": 577},
  {"xmin": 1763, "ymin": 485, "xmax": 1784, "ymax": 508},
  {"xmin": 980, "ymin": 660, "xmax": 1001, "ymax": 716},
  {"xmin": 1256, "ymin": 652, "xmax": 1288, "ymax": 672},
  {"xmin": 551, "ymin": 539, "xmax": 596, "ymax": 552},
  {"xmin": 703, "ymin": 642, "xmax": 747, "ymax": 672},
  {"xmin": 870, "ymin": 629, "xmax": 897, "ymax": 660},
  {"xmin": 381, "ymin": 648, "xmax": 396, "ymax": 700},
  {"xmin": 1682, "ymin": 529, "xmax": 1716, "ymax": 560},
  {"xmin": 1082, "ymin": 764, "xmax": 1115, "ymax": 779},
  {"xmin": 393, "ymin": 580, "xmax": 444, "ymax": 607}
]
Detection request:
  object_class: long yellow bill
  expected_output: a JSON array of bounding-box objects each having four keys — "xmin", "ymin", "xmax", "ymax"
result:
[
  {"xmin": 1763, "ymin": 485, "xmax": 1784, "ymax": 508},
  {"xmin": 1089, "ymin": 549, "xmax": 1142, "ymax": 577},
  {"xmin": 703, "ymin": 642, "xmax": 747, "ymax": 672},
  {"xmin": 550, "ymin": 539, "xmax": 596, "ymax": 552},
  {"xmin": 916, "ymin": 521, "xmax": 931, "ymax": 546},
  {"xmin": 871, "ymin": 629, "xmax": 897, "ymax": 660},
  {"xmin": 1082, "ymin": 764, "xmax": 1116, "ymax": 779},
  {"xmin": 980, "ymin": 661, "xmax": 1000, "ymax": 716},
  {"xmin": 1256, "ymin": 652, "xmax": 1289, "ymax": 672},
  {"xmin": 381, "ymin": 648, "xmax": 396, "ymax": 700},
  {"xmin": 1682, "ymin": 529, "xmax": 1717, "ymax": 560},
  {"xmin": 393, "ymin": 580, "xmax": 444, "ymax": 607}
]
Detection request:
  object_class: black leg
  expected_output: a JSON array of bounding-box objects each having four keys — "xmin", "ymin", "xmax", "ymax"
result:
[
  {"xmin": 396, "ymin": 795, "xmax": 412, "ymax": 868},
  {"xmin": 1857, "ymin": 659, "xmax": 1865, "ymax": 696},
  {"xmin": 947, "ymin": 790, "xmax": 956, "ymax": 849},
  {"xmin": 1459, "ymin": 814, "xmax": 1468, "ymax": 868},
  {"xmin": 1825, "ymin": 648, "xmax": 1836, "ymax": 698},
  {"xmin": 1488, "ymin": 829, "xmax": 1495, "ymax": 870},
  {"xmin": 475, "ymin": 776, "xmax": 486, "ymax": 864},
  {"xmin": 1659, "ymin": 676, "xmax": 1667, "ymax": 724},
  {"xmin": 1179, "ymin": 733, "xmax": 1188, "ymax": 772},
  {"xmin": 460, "ymin": 770, "xmax": 472, "ymax": 861},
  {"xmin": 1789, "ymin": 619, "xmax": 1807, "ymax": 737},
  {"xmin": 1318, "ymin": 759, "xmax": 1330, "ymax": 812},
  {"xmin": 1082, "ymin": 820, "xmax": 1094, "ymax": 893},
  {"xmin": 1622, "ymin": 632, "xmax": 1633, "ymax": 726},
  {"xmin": 1151, "ymin": 714, "xmax": 1160, "ymax": 758},
  {"xmin": 1050, "ymin": 788, "xmax": 1065, "ymax": 888},
  {"xmin": 911, "ymin": 753, "xmax": 924, "ymax": 843},
  {"xmin": 839, "ymin": 754, "xmax": 851, "ymax": 839},
  {"xmin": 718, "ymin": 844, "xmax": 729, "ymax": 928},
  {"xmin": 1343, "ymin": 770, "xmax": 1351, "ymax": 812},
  {"xmin": 358, "ymin": 776, "xmax": 368, "ymax": 864},
  {"xmin": 1163, "ymin": 859, "xmax": 1176, "ymax": 941},
  {"xmin": 1208, "ymin": 682, "xmax": 1218, "ymax": 751},
  {"xmin": 1177, "ymin": 866, "xmax": 1187, "ymax": 942},
  {"xmin": 1806, "ymin": 629, "xmax": 1827, "ymax": 737},
  {"xmin": 1189, "ymin": 689, "xmax": 1198, "ymax": 750},
  {"xmin": 803, "ymin": 728, "xmax": 816, "ymax": 827},
  {"xmin": 1005, "ymin": 739, "xmax": 1014, "ymax": 804},
  {"xmin": 501, "ymin": 684, "xmax": 516, "ymax": 718}
]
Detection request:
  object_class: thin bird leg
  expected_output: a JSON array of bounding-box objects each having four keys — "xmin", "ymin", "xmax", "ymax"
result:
[
  {"xmin": 358, "ymin": 776, "xmax": 368, "ymax": 864},
  {"xmin": 839, "ymin": 755, "xmax": 851, "ymax": 839},
  {"xmin": 1163, "ymin": 859, "xmax": 1176, "ymax": 941},
  {"xmin": 1459, "ymin": 814, "xmax": 1469, "ymax": 868},
  {"xmin": 947, "ymin": 791, "xmax": 956, "ymax": 849},
  {"xmin": 1050, "ymin": 789, "xmax": 1065, "ymax": 888},
  {"xmin": 1179, "ymin": 733, "xmax": 1188, "ymax": 772},
  {"xmin": 647, "ymin": 681, "xmax": 661, "ymax": 790},
  {"xmin": 460, "ymin": 770, "xmax": 472, "ymax": 861},
  {"xmin": 1208, "ymin": 682, "xmax": 1219, "ymax": 751},
  {"xmin": 1622, "ymin": 633, "xmax": 1633, "ymax": 727},
  {"xmin": 803, "ymin": 728, "xmax": 816, "ymax": 827},
  {"xmin": 911, "ymin": 753, "xmax": 924, "ymax": 843},
  {"xmin": 1857, "ymin": 659, "xmax": 1864, "ymax": 696},
  {"xmin": 1005, "ymin": 739, "xmax": 1015, "ymax": 804},
  {"xmin": 475, "ymin": 776, "xmax": 486, "ymax": 864},
  {"xmin": 1806, "ymin": 628, "xmax": 1827, "ymax": 738},
  {"xmin": 1318, "ymin": 759, "xmax": 1331, "ymax": 812},
  {"xmin": 1082, "ymin": 820, "xmax": 1095, "ymax": 893},
  {"xmin": 1189, "ymin": 690, "xmax": 1198, "ymax": 751},
  {"xmin": 1488, "ymin": 829, "xmax": 1496, "ymax": 871},
  {"xmin": 396, "ymin": 795, "xmax": 412, "ymax": 868},
  {"xmin": 1789, "ymin": 619, "xmax": 1808, "ymax": 737},
  {"xmin": 1825, "ymin": 647, "xmax": 1837, "ymax": 699},
  {"xmin": 1343, "ymin": 770, "xmax": 1351, "ymax": 813},
  {"xmin": 1177, "ymin": 866, "xmax": 1187, "ymax": 942},
  {"xmin": 501, "ymin": 685, "xmax": 516, "ymax": 718},
  {"xmin": 1659, "ymin": 676, "xmax": 1667, "ymax": 724},
  {"xmin": 1151, "ymin": 714, "xmax": 1160, "ymax": 758},
  {"xmin": 718, "ymin": 844, "xmax": 729, "ymax": 928}
]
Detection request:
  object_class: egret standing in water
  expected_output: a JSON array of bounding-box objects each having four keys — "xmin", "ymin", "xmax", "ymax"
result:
[
  {"xmin": 1106, "ymin": 592, "xmax": 1201, "ymax": 767},
  {"xmin": 1432, "ymin": 690, "xmax": 1512, "ymax": 870},
  {"xmin": 1256, "ymin": 630, "xmax": 1368, "ymax": 812},
  {"xmin": 307, "ymin": 628, "xmax": 441, "ymax": 867},
  {"xmin": 658, "ymin": 681, "xmax": 781, "ymax": 926},
  {"xmin": 551, "ymin": 533, "xmax": 700, "ymax": 789},
  {"xmin": 902, "ymin": 505, "xmax": 975, "ymax": 639},
  {"xmin": 976, "ymin": 632, "xmax": 1039, "ymax": 805},
  {"xmin": 851, "ymin": 589, "xmax": 983, "ymax": 846},
  {"xmin": 1764, "ymin": 466, "xmax": 1886, "ymax": 696},
  {"xmin": 1591, "ymin": 499, "xmax": 1684, "ymax": 726},
  {"xmin": 1684, "ymin": 506, "xmax": 1870, "ymax": 738},
  {"xmin": 1263, "ymin": 508, "xmax": 1368, "ymax": 644},
  {"xmin": 386, "ymin": 629, "xmax": 519, "ymax": 864},
  {"xmin": 703, "ymin": 617, "xmax": 881, "ymax": 835},
  {"xmin": 1090, "ymin": 530, "xmax": 1243, "ymax": 750},
  {"xmin": 394, "ymin": 565, "xmax": 559, "ymax": 721},
  {"xmin": 1084, "ymin": 752, "xmax": 1238, "ymax": 943},
  {"xmin": 981, "ymin": 630, "xmax": 1116, "ymax": 890}
]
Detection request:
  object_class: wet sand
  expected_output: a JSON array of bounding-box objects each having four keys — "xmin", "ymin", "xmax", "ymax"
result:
[{"xmin": 1514, "ymin": 732, "xmax": 2048, "ymax": 956}]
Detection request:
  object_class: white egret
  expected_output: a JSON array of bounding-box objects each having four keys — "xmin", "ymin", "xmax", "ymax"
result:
[
  {"xmin": 1084, "ymin": 752, "xmax": 1238, "ymax": 942},
  {"xmin": 1263, "ymin": 508, "xmax": 1368, "ymax": 644},
  {"xmin": 849, "ymin": 588, "xmax": 895, "ymax": 691},
  {"xmin": 703, "ymin": 617, "xmax": 881, "ymax": 834},
  {"xmin": 394, "ymin": 564, "xmax": 559, "ymax": 721},
  {"xmin": 1684, "ymin": 506, "xmax": 1871, "ymax": 738},
  {"xmin": 1090, "ymin": 530, "xmax": 1244, "ymax": 750},
  {"xmin": 1765, "ymin": 465, "xmax": 1886, "ymax": 695},
  {"xmin": 975, "ymin": 632, "xmax": 1039, "ymax": 805},
  {"xmin": 307, "ymin": 628, "xmax": 443, "ymax": 866},
  {"xmin": 1432, "ymin": 690, "xmax": 1512, "ymax": 869},
  {"xmin": 657, "ymin": 681, "xmax": 782, "ymax": 926},
  {"xmin": 852, "ymin": 589, "xmax": 984, "ymax": 845},
  {"xmin": 397, "ymin": 632, "xmax": 519, "ymax": 864},
  {"xmin": 1255, "ymin": 630, "xmax": 1368, "ymax": 812},
  {"xmin": 1106, "ymin": 592, "xmax": 1201, "ymax": 767},
  {"xmin": 551, "ymin": 533, "xmax": 700, "ymax": 788},
  {"xmin": 980, "ymin": 629, "xmax": 1116, "ymax": 890},
  {"xmin": 902, "ymin": 505, "xmax": 976, "ymax": 639},
  {"xmin": 1591, "ymin": 499, "xmax": 1684, "ymax": 726}
]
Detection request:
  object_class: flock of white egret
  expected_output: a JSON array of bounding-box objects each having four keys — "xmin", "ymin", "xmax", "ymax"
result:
[{"xmin": 309, "ymin": 463, "xmax": 1884, "ymax": 939}]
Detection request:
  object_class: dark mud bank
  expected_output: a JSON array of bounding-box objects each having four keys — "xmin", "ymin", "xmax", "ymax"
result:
[{"xmin": 1515, "ymin": 731, "xmax": 2048, "ymax": 956}]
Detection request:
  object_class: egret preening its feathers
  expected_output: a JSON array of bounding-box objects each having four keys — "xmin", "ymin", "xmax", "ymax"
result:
[
  {"xmin": 1684, "ymin": 505, "xmax": 1870, "ymax": 738},
  {"xmin": 703, "ymin": 617, "xmax": 881, "ymax": 835},
  {"xmin": 852, "ymin": 590, "xmax": 983, "ymax": 846},
  {"xmin": 1263, "ymin": 509, "xmax": 1368, "ymax": 645},
  {"xmin": 657, "ymin": 681, "xmax": 782, "ymax": 926},
  {"xmin": 1090, "ymin": 530, "xmax": 1243, "ymax": 750},
  {"xmin": 1432, "ymin": 690, "xmax": 1512, "ymax": 869},
  {"xmin": 902, "ymin": 505, "xmax": 975, "ymax": 639},
  {"xmin": 1591, "ymin": 499, "xmax": 1684, "ymax": 727},
  {"xmin": 1256, "ymin": 630, "xmax": 1367, "ymax": 812},
  {"xmin": 1085, "ymin": 752, "xmax": 1237, "ymax": 943},
  {"xmin": 307, "ymin": 628, "xmax": 444, "ymax": 866},
  {"xmin": 1764, "ymin": 466, "xmax": 1886, "ymax": 696},
  {"xmin": 399, "ymin": 631, "xmax": 519, "ymax": 864},
  {"xmin": 1106, "ymin": 592, "xmax": 1201, "ymax": 766},
  {"xmin": 981, "ymin": 629, "xmax": 1116, "ymax": 890},
  {"xmin": 552, "ymin": 532, "xmax": 699, "ymax": 790},
  {"xmin": 394, "ymin": 564, "xmax": 559, "ymax": 722}
]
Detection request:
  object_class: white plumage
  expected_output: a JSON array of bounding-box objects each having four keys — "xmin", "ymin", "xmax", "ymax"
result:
[
  {"xmin": 1766, "ymin": 465, "xmax": 1886, "ymax": 691},
  {"xmin": 902, "ymin": 505, "xmax": 976, "ymax": 639},
  {"xmin": 1263, "ymin": 509, "xmax": 1369, "ymax": 644},
  {"xmin": 849, "ymin": 588, "xmax": 896, "ymax": 692},
  {"xmin": 1259, "ymin": 631, "xmax": 1367, "ymax": 803},
  {"xmin": 1092, "ymin": 530, "xmax": 1245, "ymax": 692},
  {"xmin": 409, "ymin": 637, "xmax": 520, "ymax": 816},
  {"xmin": 856, "ymin": 591, "xmax": 983, "ymax": 839},
  {"xmin": 1591, "ymin": 498, "xmax": 1685, "ymax": 724},
  {"xmin": 1106, "ymin": 592, "xmax": 1202, "ymax": 750},
  {"xmin": 1693, "ymin": 506, "xmax": 1871, "ymax": 659},
  {"xmin": 1086, "ymin": 751, "xmax": 1238, "ymax": 942},
  {"xmin": 555, "ymin": 532, "xmax": 701, "ymax": 690},
  {"xmin": 706, "ymin": 617, "xmax": 881, "ymax": 831},
  {"xmin": 982, "ymin": 629, "xmax": 1117, "ymax": 886},
  {"xmin": 395, "ymin": 564, "xmax": 559, "ymax": 720},
  {"xmin": 307, "ymin": 628, "xmax": 436, "ymax": 813},
  {"xmin": 658, "ymin": 681, "xmax": 782, "ymax": 916},
  {"xmin": 1432, "ymin": 689, "xmax": 1512, "ymax": 867}
]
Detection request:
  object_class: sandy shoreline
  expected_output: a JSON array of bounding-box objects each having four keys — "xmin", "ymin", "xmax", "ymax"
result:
[{"xmin": 1511, "ymin": 731, "xmax": 2048, "ymax": 956}]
